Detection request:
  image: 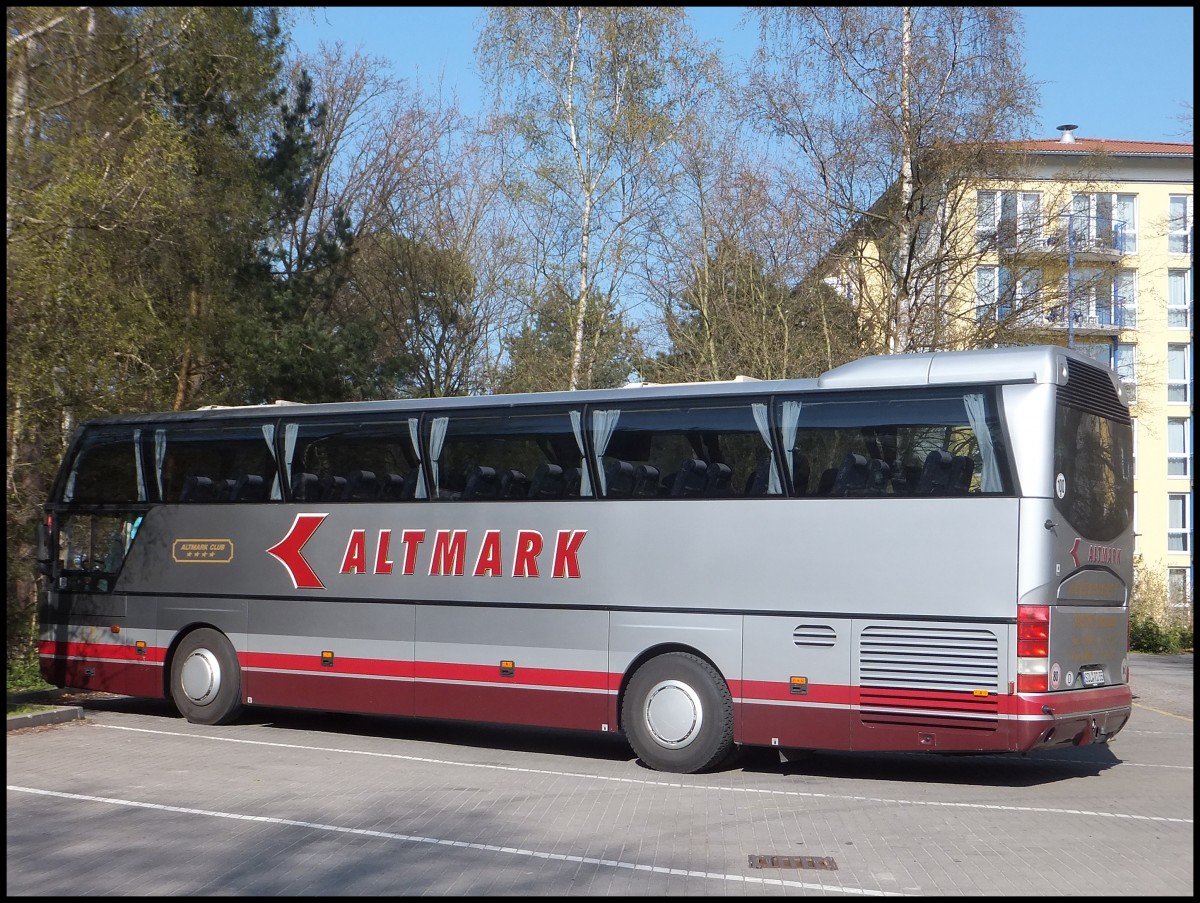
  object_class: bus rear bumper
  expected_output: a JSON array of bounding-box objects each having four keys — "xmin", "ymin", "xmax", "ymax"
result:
[{"xmin": 1013, "ymin": 686, "xmax": 1132, "ymax": 751}]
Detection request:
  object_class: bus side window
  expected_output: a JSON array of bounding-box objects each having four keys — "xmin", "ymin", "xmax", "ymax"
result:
[
  {"xmin": 604, "ymin": 458, "xmax": 635, "ymax": 497},
  {"xmin": 160, "ymin": 424, "xmax": 278, "ymax": 503},
  {"xmin": 292, "ymin": 472, "xmax": 321, "ymax": 501},
  {"xmin": 917, "ymin": 450, "xmax": 954, "ymax": 495},
  {"xmin": 704, "ymin": 462, "xmax": 733, "ymax": 497},
  {"xmin": 231, "ymin": 474, "xmax": 267, "ymax": 502},
  {"xmin": 790, "ymin": 453, "xmax": 811, "ymax": 495},
  {"xmin": 462, "ymin": 465, "xmax": 499, "ymax": 500},
  {"xmin": 746, "ymin": 453, "xmax": 775, "ymax": 496},
  {"xmin": 377, "ymin": 471, "xmax": 417, "ymax": 500},
  {"xmin": 180, "ymin": 475, "xmax": 215, "ymax": 502},
  {"xmin": 343, "ymin": 470, "xmax": 377, "ymax": 502},
  {"xmin": 498, "ymin": 469, "xmax": 531, "ymax": 498},
  {"xmin": 949, "ymin": 456, "xmax": 975, "ymax": 495},
  {"xmin": 596, "ymin": 401, "xmax": 769, "ymax": 499},
  {"xmin": 55, "ymin": 512, "xmax": 140, "ymax": 594},
  {"xmin": 668, "ymin": 459, "xmax": 705, "ymax": 497},
  {"xmin": 431, "ymin": 408, "xmax": 583, "ymax": 501},
  {"xmin": 830, "ymin": 453, "xmax": 869, "ymax": 496},
  {"xmin": 529, "ymin": 463, "xmax": 565, "ymax": 499}
]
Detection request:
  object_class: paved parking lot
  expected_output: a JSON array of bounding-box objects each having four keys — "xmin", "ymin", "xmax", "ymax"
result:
[{"xmin": 7, "ymin": 652, "xmax": 1193, "ymax": 896}]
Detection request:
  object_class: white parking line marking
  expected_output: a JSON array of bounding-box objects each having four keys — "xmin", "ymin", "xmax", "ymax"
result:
[
  {"xmin": 7, "ymin": 785, "xmax": 905, "ymax": 896},
  {"xmin": 94, "ymin": 724, "xmax": 1194, "ymax": 825}
]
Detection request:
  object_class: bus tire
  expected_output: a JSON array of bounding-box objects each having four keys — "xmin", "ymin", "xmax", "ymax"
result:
[
  {"xmin": 622, "ymin": 652, "xmax": 734, "ymax": 774},
  {"xmin": 170, "ymin": 628, "xmax": 243, "ymax": 726}
]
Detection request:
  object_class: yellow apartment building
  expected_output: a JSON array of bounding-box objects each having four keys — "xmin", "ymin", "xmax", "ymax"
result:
[
  {"xmin": 826, "ymin": 127, "xmax": 1193, "ymax": 618},
  {"xmin": 976, "ymin": 128, "xmax": 1192, "ymax": 619}
]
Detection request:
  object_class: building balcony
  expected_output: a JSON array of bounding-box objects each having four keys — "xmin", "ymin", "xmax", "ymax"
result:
[
  {"xmin": 988, "ymin": 303, "xmax": 1137, "ymax": 335},
  {"xmin": 981, "ymin": 217, "xmax": 1133, "ymax": 261}
]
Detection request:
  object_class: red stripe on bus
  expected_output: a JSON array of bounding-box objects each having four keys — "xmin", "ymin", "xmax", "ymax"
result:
[
  {"xmin": 740, "ymin": 679, "xmax": 850, "ymax": 705},
  {"xmin": 241, "ymin": 651, "xmax": 414, "ymax": 679},
  {"xmin": 415, "ymin": 660, "xmax": 609, "ymax": 691},
  {"xmin": 38, "ymin": 639, "xmax": 166, "ymax": 664}
]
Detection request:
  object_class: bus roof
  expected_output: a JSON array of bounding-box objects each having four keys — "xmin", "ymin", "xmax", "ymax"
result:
[{"xmin": 81, "ymin": 344, "xmax": 1111, "ymax": 427}]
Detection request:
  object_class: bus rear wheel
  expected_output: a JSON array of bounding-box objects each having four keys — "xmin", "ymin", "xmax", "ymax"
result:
[
  {"xmin": 170, "ymin": 628, "xmax": 243, "ymax": 726},
  {"xmin": 622, "ymin": 652, "xmax": 735, "ymax": 774}
]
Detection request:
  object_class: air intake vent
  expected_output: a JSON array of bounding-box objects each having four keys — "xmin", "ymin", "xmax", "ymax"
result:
[
  {"xmin": 858, "ymin": 625, "xmax": 1001, "ymax": 731},
  {"xmin": 859, "ymin": 625, "xmax": 999, "ymax": 692},
  {"xmin": 793, "ymin": 624, "xmax": 837, "ymax": 647},
  {"xmin": 1058, "ymin": 360, "xmax": 1130, "ymax": 424}
]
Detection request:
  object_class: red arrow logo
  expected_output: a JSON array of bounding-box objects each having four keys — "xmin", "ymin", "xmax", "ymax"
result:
[
  {"xmin": 1069, "ymin": 537, "xmax": 1081, "ymax": 569},
  {"xmin": 267, "ymin": 513, "xmax": 328, "ymax": 589}
]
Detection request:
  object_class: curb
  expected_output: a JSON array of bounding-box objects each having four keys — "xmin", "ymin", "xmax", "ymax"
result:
[
  {"xmin": 7, "ymin": 705, "xmax": 84, "ymax": 731},
  {"xmin": 7, "ymin": 689, "xmax": 86, "ymax": 731}
]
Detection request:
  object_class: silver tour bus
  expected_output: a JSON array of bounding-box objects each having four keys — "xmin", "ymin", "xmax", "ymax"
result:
[{"xmin": 37, "ymin": 345, "xmax": 1134, "ymax": 773}]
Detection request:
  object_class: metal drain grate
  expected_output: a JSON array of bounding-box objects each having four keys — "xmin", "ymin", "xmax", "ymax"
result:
[{"xmin": 748, "ymin": 855, "xmax": 837, "ymax": 870}]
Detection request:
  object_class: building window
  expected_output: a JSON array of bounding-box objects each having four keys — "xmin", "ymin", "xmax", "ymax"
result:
[
  {"xmin": 1168, "ymin": 418, "xmax": 1191, "ymax": 478},
  {"xmin": 1068, "ymin": 268, "xmax": 1137, "ymax": 328},
  {"xmin": 1168, "ymin": 344, "xmax": 1191, "ymax": 403},
  {"xmin": 1168, "ymin": 195, "xmax": 1193, "ymax": 255},
  {"xmin": 976, "ymin": 267, "xmax": 1001, "ymax": 319},
  {"xmin": 1133, "ymin": 492, "xmax": 1140, "ymax": 556},
  {"xmin": 1114, "ymin": 343, "xmax": 1136, "ymax": 403},
  {"xmin": 1168, "ymin": 493, "xmax": 1191, "ymax": 553},
  {"xmin": 1168, "ymin": 270, "xmax": 1192, "ymax": 329},
  {"xmin": 1070, "ymin": 192, "xmax": 1137, "ymax": 253},
  {"xmin": 1168, "ymin": 568, "xmax": 1192, "ymax": 613},
  {"xmin": 976, "ymin": 190, "xmax": 1042, "ymax": 251},
  {"xmin": 1115, "ymin": 194, "xmax": 1137, "ymax": 253},
  {"xmin": 975, "ymin": 266, "xmax": 1041, "ymax": 322}
]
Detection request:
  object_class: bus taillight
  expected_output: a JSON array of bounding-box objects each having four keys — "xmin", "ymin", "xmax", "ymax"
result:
[{"xmin": 1017, "ymin": 604, "xmax": 1050, "ymax": 693}]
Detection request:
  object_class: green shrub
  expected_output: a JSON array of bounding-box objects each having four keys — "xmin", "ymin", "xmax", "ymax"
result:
[
  {"xmin": 1128, "ymin": 555, "xmax": 1193, "ymax": 654},
  {"xmin": 1130, "ymin": 611, "xmax": 1192, "ymax": 654},
  {"xmin": 6, "ymin": 649, "xmax": 47, "ymax": 693}
]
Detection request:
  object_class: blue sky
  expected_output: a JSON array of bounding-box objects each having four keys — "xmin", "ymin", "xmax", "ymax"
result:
[{"xmin": 288, "ymin": 7, "xmax": 1193, "ymax": 144}]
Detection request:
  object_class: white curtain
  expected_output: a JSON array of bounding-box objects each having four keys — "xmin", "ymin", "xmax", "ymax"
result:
[
  {"xmin": 569, "ymin": 410, "xmax": 592, "ymax": 496},
  {"xmin": 133, "ymin": 429, "xmax": 146, "ymax": 501},
  {"xmin": 779, "ymin": 401, "xmax": 802, "ymax": 481},
  {"xmin": 428, "ymin": 416, "xmax": 449, "ymax": 498},
  {"xmin": 591, "ymin": 410, "xmax": 621, "ymax": 495},
  {"xmin": 751, "ymin": 403, "xmax": 781, "ymax": 494},
  {"xmin": 408, "ymin": 418, "xmax": 426, "ymax": 499},
  {"xmin": 261, "ymin": 424, "xmax": 281, "ymax": 500},
  {"xmin": 964, "ymin": 394, "xmax": 1001, "ymax": 492},
  {"xmin": 154, "ymin": 429, "xmax": 166, "ymax": 500},
  {"xmin": 279, "ymin": 423, "xmax": 299, "ymax": 499}
]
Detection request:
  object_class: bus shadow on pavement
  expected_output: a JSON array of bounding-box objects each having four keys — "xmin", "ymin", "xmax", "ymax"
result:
[
  {"xmin": 65, "ymin": 693, "xmax": 639, "ymax": 765},
  {"xmin": 736, "ymin": 742, "xmax": 1124, "ymax": 787},
  {"xmin": 63, "ymin": 692, "xmax": 1125, "ymax": 784},
  {"xmin": 251, "ymin": 706, "xmax": 639, "ymax": 767}
]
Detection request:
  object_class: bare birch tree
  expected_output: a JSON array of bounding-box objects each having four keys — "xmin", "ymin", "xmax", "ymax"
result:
[
  {"xmin": 477, "ymin": 6, "xmax": 716, "ymax": 389},
  {"xmin": 748, "ymin": 6, "xmax": 1040, "ymax": 354}
]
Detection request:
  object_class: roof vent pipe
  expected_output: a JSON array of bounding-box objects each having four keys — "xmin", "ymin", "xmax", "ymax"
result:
[{"xmin": 1056, "ymin": 124, "xmax": 1078, "ymax": 144}]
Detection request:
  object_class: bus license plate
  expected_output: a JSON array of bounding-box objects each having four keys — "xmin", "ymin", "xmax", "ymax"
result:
[{"xmin": 1081, "ymin": 669, "xmax": 1105, "ymax": 687}]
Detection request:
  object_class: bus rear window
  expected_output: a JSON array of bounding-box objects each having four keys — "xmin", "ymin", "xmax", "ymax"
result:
[{"xmin": 1054, "ymin": 404, "xmax": 1133, "ymax": 541}]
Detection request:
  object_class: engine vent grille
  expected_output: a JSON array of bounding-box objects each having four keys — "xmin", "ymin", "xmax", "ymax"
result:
[
  {"xmin": 859, "ymin": 625, "xmax": 1000, "ymax": 692},
  {"xmin": 793, "ymin": 624, "xmax": 837, "ymax": 647},
  {"xmin": 858, "ymin": 625, "xmax": 1000, "ymax": 731}
]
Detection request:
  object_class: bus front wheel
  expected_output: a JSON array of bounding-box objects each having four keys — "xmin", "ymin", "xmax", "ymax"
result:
[
  {"xmin": 622, "ymin": 652, "xmax": 735, "ymax": 773},
  {"xmin": 170, "ymin": 628, "xmax": 243, "ymax": 726}
]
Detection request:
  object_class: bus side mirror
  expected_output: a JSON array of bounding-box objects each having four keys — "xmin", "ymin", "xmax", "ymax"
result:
[{"xmin": 36, "ymin": 523, "xmax": 52, "ymax": 576}]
